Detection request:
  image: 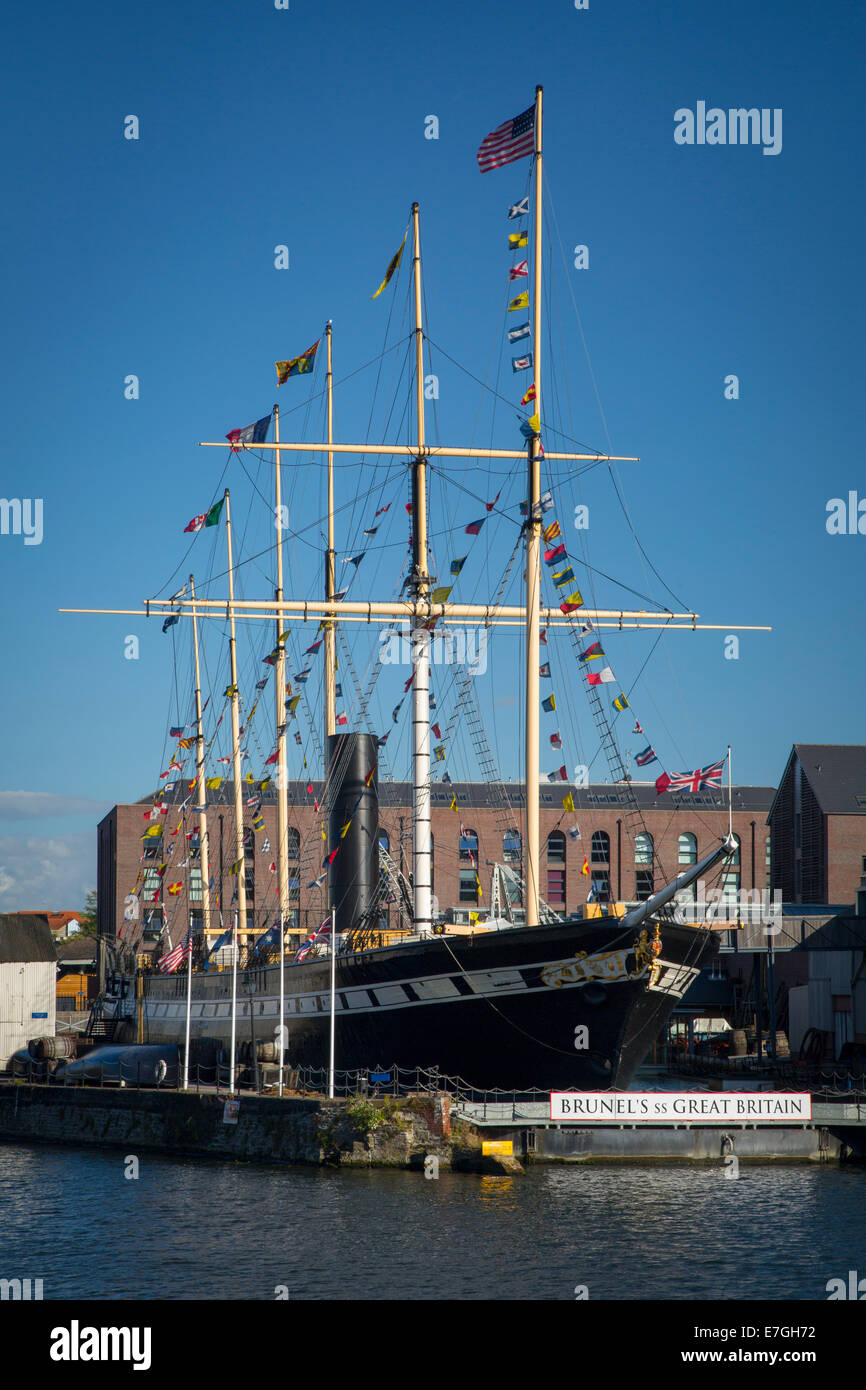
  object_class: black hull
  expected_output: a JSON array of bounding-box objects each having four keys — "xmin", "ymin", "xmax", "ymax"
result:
[{"xmin": 134, "ymin": 917, "xmax": 716, "ymax": 1091}]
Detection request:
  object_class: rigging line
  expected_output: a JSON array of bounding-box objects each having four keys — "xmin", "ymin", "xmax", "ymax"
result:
[
  {"xmin": 544, "ymin": 177, "xmax": 691, "ymax": 615},
  {"xmin": 423, "ymin": 335, "xmax": 613, "ymax": 461}
]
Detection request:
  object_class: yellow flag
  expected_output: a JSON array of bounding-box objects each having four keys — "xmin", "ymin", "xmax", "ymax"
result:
[
  {"xmin": 205, "ymin": 777, "xmax": 222, "ymax": 790},
  {"xmin": 141, "ymin": 825, "xmax": 162, "ymax": 839},
  {"xmin": 431, "ymin": 586, "xmax": 452, "ymax": 604},
  {"xmin": 508, "ymin": 292, "xmax": 529, "ymax": 311},
  {"xmin": 508, "ymin": 231, "xmax": 528, "ymax": 249},
  {"xmin": 527, "ymin": 412, "xmax": 540, "ymax": 432},
  {"xmin": 449, "ymin": 795, "xmax": 458, "ymax": 812},
  {"xmin": 287, "ymin": 695, "xmax": 300, "ymax": 713},
  {"xmin": 371, "ymin": 232, "xmax": 407, "ymax": 299},
  {"xmin": 562, "ymin": 793, "xmax": 575, "ymax": 813},
  {"xmin": 244, "ymin": 773, "xmax": 254, "ymax": 784},
  {"xmin": 340, "ymin": 821, "xmax": 351, "ymax": 840},
  {"xmin": 259, "ymin": 779, "xmax": 271, "ymax": 791}
]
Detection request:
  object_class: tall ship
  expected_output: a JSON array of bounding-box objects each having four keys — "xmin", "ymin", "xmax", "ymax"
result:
[{"xmin": 74, "ymin": 89, "xmax": 757, "ymax": 1092}]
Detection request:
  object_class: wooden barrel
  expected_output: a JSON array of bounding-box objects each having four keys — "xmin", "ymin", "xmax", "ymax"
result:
[
  {"xmin": 731, "ymin": 1029, "xmax": 748, "ymax": 1056},
  {"xmin": 28, "ymin": 1034, "xmax": 77, "ymax": 1061}
]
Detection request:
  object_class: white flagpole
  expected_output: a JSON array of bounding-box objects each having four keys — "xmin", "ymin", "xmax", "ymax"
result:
[
  {"xmin": 728, "ymin": 744, "xmax": 733, "ymax": 839},
  {"xmin": 328, "ymin": 907, "xmax": 336, "ymax": 1098},
  {"xmin": 183, "ymin": 914, "xmax": 193, "ymax": 1091},
  {"xmin": 229, "ymin": 906, "xmax": 239, "ymax": 1094},
  {"xmin": 278, "ymin": 909, "xmax": 285, "ymax": 1098}
]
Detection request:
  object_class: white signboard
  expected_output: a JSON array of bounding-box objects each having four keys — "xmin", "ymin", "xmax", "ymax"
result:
[{"xmin": 549, "ymin": 1092, "xmax": 812, "ymax": 1123}]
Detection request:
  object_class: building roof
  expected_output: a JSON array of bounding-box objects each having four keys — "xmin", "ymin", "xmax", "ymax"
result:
[
  {"xmin": 18, "ymin": 910, "xmax": 83, "ymax": 934},
  {"xmin": 55, "ymin": 935, "xmax": 98, "ymax": 966},
  {"xmin": 124, "ymin": 780, "xmax": 775, "ymax": 814},
  {"xmin": 0, "ymin": 913, "xmax": 58, "ymax": 964},
  {"xmin": 770, "ymin": 745, "xmax": 866, "ymax": 819}
]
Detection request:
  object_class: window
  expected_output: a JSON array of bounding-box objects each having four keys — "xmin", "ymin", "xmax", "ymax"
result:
[
  {"xmin": 143, "ymin": 836, "xmax": 162, "ymax": 862},
  {"xmin": 143, "ymin": 868, "xmax": 162, "ymax": 901},
  {"xmin": 287, "ymin": 827, "xmax": 300, "ymax": 861},
  {"xmin": 459, "ymin": 828, "xmax": 478, "ymax": 861},
  {"xmin": 189, "ymin": 833, "xmax": 201, "ymax": 861},
  {"xmin": 547, "ymin": 869, "xmax": 566, "ymax": 905},
  {"xmin": 189, "ymin": 867, "xmax": 203, "ymax": 903},
  {"xmin": 379, "ymin": 829, "xmax": 390, "ymax": 853},
  {"xmin": 678, "ymin": 832, "xmax": 697, "ymax": 866},
  {"xmin": 459, "ymin": 868, "xmax": 480, "ymax": 903},
  {"xmin": 591, "ymin": 871, "xmax": 610, "ymax": 902},
  {"xmin": 547, "ymin": 830, "xmax": 566, "ymax": 863},
  {"xmin": 591, "ymin": 830, "xmax": 610, "ymax": 864},
  {"xmin": 288, "ymin": 875, "xmax": 300, "ymax": 903},
  {"xmin": 503, "ymin": 828, "xmax": 521, "ymax": 864},
  {"xmin": 635, "ymin": 831, "xmax": 653, "ymax": 865},
  {"xmin": 635, "ymin": 869, "xmax": 654, "ymax": 901},
  {"xmin": 243, "ymin": 827, "xmax": 255, "ymax": 902}
]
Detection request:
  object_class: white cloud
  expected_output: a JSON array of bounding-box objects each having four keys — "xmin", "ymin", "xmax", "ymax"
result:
[
  {"xmin": 0, "ymin": 792, "xmax": 109, "ymax": 821},
  {"xmin": 0, "ymin": 834, "xmax": 94, "ymax": 911}
]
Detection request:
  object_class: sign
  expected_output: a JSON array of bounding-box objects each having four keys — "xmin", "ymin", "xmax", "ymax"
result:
[
  {"xmin": 549, "ymin": 1092, "xmax": 812, "ymax": 1123},
  {"xmin": 31, "ymin": 1012, "xmax": 48, "ymax": 1019},
  {"xmin": 481, "ymin": 1140, "xmax": 514, "ymax": 1156},
  {"xmin": 370, "ymin": 1071, "xmax": 390, "ymax": 1084},
  {"xmin": 222, "ymin": 1099, "xmax": 240, "ymax": 1125}
]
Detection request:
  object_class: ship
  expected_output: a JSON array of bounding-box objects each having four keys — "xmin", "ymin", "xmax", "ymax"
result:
[{"xmin": 76, "ymin": 87, "xmax": 751, "ymax": 1093}]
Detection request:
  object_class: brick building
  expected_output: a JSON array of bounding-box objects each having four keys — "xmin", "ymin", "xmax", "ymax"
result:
[
  {"xmin": 97, "ymin": 778, "xmax": 775, "ymax": 950},
  {"xmin": 768, "ymin": 745, "xmax": 866, "ymax": 905}
]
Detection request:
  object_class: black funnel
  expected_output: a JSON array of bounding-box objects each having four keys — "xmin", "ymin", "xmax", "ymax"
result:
[{"xmin": 327, "ymin": 732, "xmax": 379, "ymax": 936}]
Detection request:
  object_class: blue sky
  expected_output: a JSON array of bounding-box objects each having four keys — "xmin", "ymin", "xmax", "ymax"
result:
[{"xmin": 1, "ymin": 0, "xmax": 864, "ymax": 907}]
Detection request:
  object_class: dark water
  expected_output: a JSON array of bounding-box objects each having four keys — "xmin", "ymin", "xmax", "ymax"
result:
[{"xmin": 0, "ymin": 1143, "xmax": 863, "ymax": 1300}]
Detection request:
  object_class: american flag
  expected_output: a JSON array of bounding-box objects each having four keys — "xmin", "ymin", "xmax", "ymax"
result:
[
  {"xmin": 158, "ymin": 933, "xmax": 192, "ymax": 974},
  {"xmin": 477, "ymin": 106, "xmax": 535, "ymax": 173},
  {"xmin": 656, "ymin": 759, "xmax": 725, "ymax": 796}
]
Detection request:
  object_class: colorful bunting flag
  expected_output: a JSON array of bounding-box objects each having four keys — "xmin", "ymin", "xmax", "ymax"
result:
[
  {"xmin": 275, "ymin": 340, "xmax": 320, "ymax": 384},
  {"xmin": 508, "ymin": 291, "xmax": 529, "ymax": 311},
  {"xmin": 162, "ymin": 615, "xmax": 179, "ymax": 633},
  {"xmin": 567, "ymin": 825, "xmax": 581, "ymax": 840},
  {"xmin": 543, "ymin": 521, "xmax": 561, "ymax": 542},
  {"xmin": 587, "ymin": 666, "xmax": 616, "ymax": 685},
  {"xmin": 582, "ymin": 857, "xmax": 590, "ymax": 876},
  {"xmin": 544, "ymin": 544, "xmax": 566, "ymax": 565},
  {"xmin": 539, "ymin": 662, "xmax": 551, "ymax": 677},
  {"xmin": 635, "ymin": 746, "xmax": 657, "ymax": 766},
  {"xmin": 508, "ymin": 231, "xmax": 528, "ymax": 249},
  {"xmin": 552, "ymin": 567, "xmax": 575, "ymax": 588},
  {"xmin": 613, "ymin": 694, "xmax": 630, "ymax": 712},
  {"xmin": 508, "ymin": 195, "xmax": 530, "ymax": 219},
  {"xmin": 512, "ymin": 354, "xmax": 533, "ymax": 372},
  {"xmin": 486, "ymin": 489, "xmax": 501, "ymax": 511},
  {"xmin": 579, "ymin": 641, "xmax": 605, "ymax": 662},
  {"xmin": 542, "ymin": 694, "xmax": 556, "ymax": 713},
  {"xmin": 562, "ymin": 793, "xmax": 575, "ymax": 813},
  {"xmin": 521, "ymin": 382, "xmax": 536, "ymax": 406},
  {"xmin": 560, "ymin": 592, "xmax": 584, "ymax": 614},
  {"xmin": 226, "ymin": 415, "xmax": 271, "ymax": 449},
  {"xmin": 465, "ymin": 518, "xmax": 486, "ymax": 535},
  {"xmin": 371, "ymin": 233, "xmax": 408, "ymax": 299},
  {"xmin": 508, "ymin": 321, "xmax": 531, "ymax": 342},
  {"xmin": 450, "ymin": 556, "xmax": 467, "ymax": 576},
  {"xmin": 550, "ymin": 732, "xmax": 562, "ymax": 748},
  {"xmin": 508, "ymin": 260, "xmax": 528, "ymax": 279}
]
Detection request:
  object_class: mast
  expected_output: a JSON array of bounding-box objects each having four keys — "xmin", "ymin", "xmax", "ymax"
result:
[
  {"xmin": 224, "ymin": 488, "xmax": 245, "ymax": 1093},
  {"xmin": 411, "ymin": 201, "xmax": 433, "ymax": 936},
  {"xmin": 324, "ymin": 320, "xmax": 336, "ymax": 744},
  {"xmin": 273, "ymin": 406, "xmax": 290, "ymax": 930},
  {"xmin": 525, "ymin": 84, "xmax": 543, "ymax": 929},
  {"xmin": 190, "ymin": 574, "xmax": 211, "ymax": 941}
]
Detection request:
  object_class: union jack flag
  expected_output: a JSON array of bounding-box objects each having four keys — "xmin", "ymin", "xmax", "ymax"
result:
[{"xmin": 655, "ymin": 759, "xmax": 725, "ymax": 796}]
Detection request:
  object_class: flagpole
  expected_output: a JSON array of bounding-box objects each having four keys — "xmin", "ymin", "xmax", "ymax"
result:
[
  {"xmin": 328, "ymin": 906, "xmax": 336, "ymax": 1098},
  {"xmin": 728, "ymin": 744, "xmax": 733, "ymax": 839},
  {"xmin": 230, "ymin": 906, "xmax": 238, "ymax": 1094},
  {"xmin": 183, "ymin": 911, "xmax": 193, "ymax": 1091},
  {"xmin": 224, "ymin": 488, "xmax": 246, "ymax": 1093},
  {"xmin": 410, "ymin": 201, "xmax": 433, "ymax": 939},
  {"xmin": 525, "ymin": 84, "xmax": 543, "ymax": 930},
  {"xmin": 273, "ymin": 406, "xmax": 290, "ymax": 933},
  {"xmin": 278, "ymin": 907, "xmax": 285, "ymax": 1098},
  {"xmin": 324, "ymin": 321, "xmax": 336, "ymax": 746},
  {"xmin": 190, "ymin": 574, "xmax": 211, "ymax": 944}
]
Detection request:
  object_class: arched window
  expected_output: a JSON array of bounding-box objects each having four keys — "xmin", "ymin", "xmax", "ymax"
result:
[
  {"xmin": 243, "ymin": 826, "xmax": 255, "ymax": 903},
  {"xmin": 591, "ymin": 830, "xmax": 610, "ymax": 864},
  {"xmin": 287, "ymin": 827, "xmax": 300, "ymax": 861},
  {"xmin": 547, "ymin": 831, "xmax": 566, "ymax": 862},
  {"xmin": 678, "ymin": 832, "xmax": 697, "ymax": 866},
  {"xmin": 459, "ymin": 828, "xmax": 478, "ymax": 861},
  {"xmin": 547, "ymin": 832, "xmax": 566, "ymax": 906},
  {"xmin": 721, "ymin": 832, "xmax": 741, "ymax": 914},
  {"xmin": 635, "ymin": 831, "xmax": 653, "ymax": 901},
  {"xmin": 503, "ymin": 828, "xmax": 521, "ymax": 863}
]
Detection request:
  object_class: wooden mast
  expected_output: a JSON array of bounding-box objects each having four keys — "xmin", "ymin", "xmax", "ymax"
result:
[
  {"xmin": 324, "ymin": 321, "xmax": 336, "ymax": 745},
  {"xmin": 525, "ymin": 84, "xmax": 543, "ymax": 929},
  {"xmin": 189, "ymin": 573, "xmax": 211, "ymax": 941},
  {"xmin": 224, "ymin": 489, "xmax": 246, "ymax": 1095},
  {"xmin": 411, "ymin": 201, "xmax": 433, "ymax": 936},
  {"xmin": 273, "ymin": 405, "xmax": 290, "ymax": 937}
]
